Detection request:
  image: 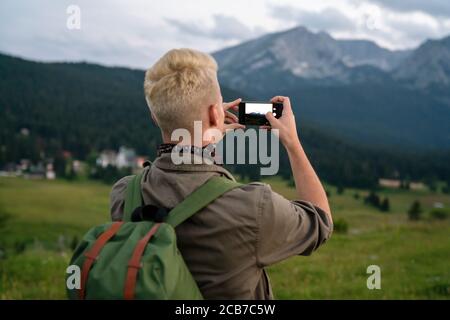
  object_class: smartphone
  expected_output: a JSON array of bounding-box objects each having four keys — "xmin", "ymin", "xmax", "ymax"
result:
[{"xmin": 238, "ymin": 101, "xmax": 283, "ymax": 126}]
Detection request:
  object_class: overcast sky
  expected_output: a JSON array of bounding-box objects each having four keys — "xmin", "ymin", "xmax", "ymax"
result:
[{"xmin": 1, "ymin": 0, "xmax": 450, "ymax": 69}]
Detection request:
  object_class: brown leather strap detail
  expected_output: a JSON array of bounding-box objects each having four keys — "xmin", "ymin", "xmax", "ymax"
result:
[
  {"xmin": 79, "ymin": 221, "xmax": 123, "ymax": 300},
  {"xmin": 124, "ymin": 223, "xmax": 161, "ymax": 300}
]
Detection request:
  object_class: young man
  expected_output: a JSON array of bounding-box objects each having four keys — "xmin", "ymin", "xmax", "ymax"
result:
[{"xmin": 110, "ymin": 48, "xmax": 333, "ymax": 299}]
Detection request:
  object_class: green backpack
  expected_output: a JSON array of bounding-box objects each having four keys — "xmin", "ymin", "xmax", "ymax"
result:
[{"xmin": 67, "ymin": 173, "xmax": 241, "ymax": 300}]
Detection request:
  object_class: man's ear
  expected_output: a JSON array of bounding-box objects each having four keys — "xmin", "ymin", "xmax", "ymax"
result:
[{"xmin": 208, "ymin": 104, "xmax": 220, "ymax": 128}]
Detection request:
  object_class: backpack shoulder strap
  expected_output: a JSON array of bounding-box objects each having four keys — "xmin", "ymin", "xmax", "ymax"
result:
[
  {"xmin": 166, "ymin": 176, "xmax": 241, "ymax": 227},
  {"xmin": 123, "ymin": 172, "xmax": 144, "ymax": 222},
  {"xmin": 123, "ymin": 173, "xmax": 241, "ymax": 226}
]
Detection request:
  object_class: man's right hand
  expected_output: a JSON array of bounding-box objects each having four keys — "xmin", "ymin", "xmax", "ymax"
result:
[
  {"xmin": 264, "ymin": 96, "xmax": 331, "ymax": 217},
  {"xmin": 263, "ymin": 96, "xmax": 300, "ymax": 150}
]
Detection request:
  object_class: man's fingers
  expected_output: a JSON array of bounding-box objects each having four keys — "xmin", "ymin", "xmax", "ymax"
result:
[
  {"xmin": 270, "ymin": 96, "xmax": 285, "ymax": 103},
  {"xmin": 224, "ymin": 118, "xmax": 237, "ymax": 124},
  {"xmin": 223, "ymin": 98, "xmax": 242, "ymax": 111},
  {"xmin": 271, "ymin": 96, "xmax": 292, "ymax": 114},
  {"xmin": 265, "ymin": 111, "xmax": 278, "ymax": 127},
  {"xmin": 225, "ymin": 111, "xmax": 238, "ymax": 123},
  {"xmin": 225, "ymin": 123, "xmax": 245, "ymax": 130}
]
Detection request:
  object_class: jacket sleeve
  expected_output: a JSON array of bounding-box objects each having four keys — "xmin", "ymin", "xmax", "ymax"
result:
[
  {"xmin": 255, "ymin": 184, "xmax": 333, "ymax": 267},
  {"xmin": 110, "ymin": 175, "xmax": 133, "ymax": 221}
]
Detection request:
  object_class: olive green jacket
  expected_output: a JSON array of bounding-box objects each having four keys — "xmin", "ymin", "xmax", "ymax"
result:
[{"xmin": 110, "ymin": 153, "xmax": 333, "ymax": 299}]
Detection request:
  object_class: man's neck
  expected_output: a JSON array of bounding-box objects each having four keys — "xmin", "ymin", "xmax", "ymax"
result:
[{"xmin": 162, "ymin": 136, "xmax": 213, "ymax": 148}]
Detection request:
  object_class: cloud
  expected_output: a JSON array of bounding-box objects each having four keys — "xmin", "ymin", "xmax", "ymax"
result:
[
  {"xmin": 267, "ymin": 2, "xmax": 450, "ymax": 51},
  {"xmin": 0, "ymin": 0, "xmax": 231, "ymax": 69},
  {"xmin": 1, "ymin": 0, "xmax": 450, "ymax": 68},
  {"xmin": 270, "ymin": 5, "xmax": 355, "ymax": 32},
  {"xmin": 367, "ymin": 0, "xmax": 450, "ymax": 18},
  {"xmin": 386, "ymin": 14, "xmax": 443, "ymax": 44},
  {"xmin": 166, "ymin": 14, "xmax": 263, "ymax": 41}
]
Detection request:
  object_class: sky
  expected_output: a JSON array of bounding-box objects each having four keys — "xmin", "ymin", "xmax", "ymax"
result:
[{"xmin": 1, "ymin": 0, "xmax": 450, "ymax": 69}]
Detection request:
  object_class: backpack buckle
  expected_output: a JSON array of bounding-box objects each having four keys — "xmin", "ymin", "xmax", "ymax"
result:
[{"xmin": 131, "ymin": 205, "xmax": 170, "ymax": 223}]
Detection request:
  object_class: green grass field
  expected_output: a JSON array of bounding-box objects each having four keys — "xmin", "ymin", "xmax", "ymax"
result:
[{"xmin": 0, "ymin": 176, "xmax": 449, "ymax": 299}]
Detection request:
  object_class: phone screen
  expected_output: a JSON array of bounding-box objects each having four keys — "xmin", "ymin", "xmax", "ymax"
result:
[
  {"xmin": 245, "ymin": 103, "xmax": 272, "ymax": 116},
  {"xmin": 244, "ymin": 103, "xmax": 273, "ymax": 125}
]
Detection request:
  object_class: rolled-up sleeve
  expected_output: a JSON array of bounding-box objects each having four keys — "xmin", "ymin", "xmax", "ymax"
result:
[{"xmin": 255, "ymin": 184, "xmax": 333, "ymax": 267}]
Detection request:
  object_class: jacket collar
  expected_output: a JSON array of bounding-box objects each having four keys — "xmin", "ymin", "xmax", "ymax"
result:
[{"xmin": 151, "ymin": 152, "xmax": 236, "ymax": 181}]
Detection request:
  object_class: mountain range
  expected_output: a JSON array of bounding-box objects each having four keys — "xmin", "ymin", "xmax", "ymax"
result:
[
  {"xmin": 393, "ymin": 36, "xmax": 450, "ymax": 89},
  {"xmin": 213, "ymin": 26, "xmax": 450, "ymax": 150},
  {"xmin": 214, "ymin": 26, "xmax": 410, "ymax": 85}
]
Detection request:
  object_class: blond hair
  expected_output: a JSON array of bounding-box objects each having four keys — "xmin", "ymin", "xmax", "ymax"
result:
[{"xmin": 144, "ymin": 48, "xmax": 220, "ymax": 133}]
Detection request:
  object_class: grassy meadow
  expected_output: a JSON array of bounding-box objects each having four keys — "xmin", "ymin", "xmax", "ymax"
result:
[{"xmin": 0, "ymin": 176, "xmax": 449, "ymax": 299}]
